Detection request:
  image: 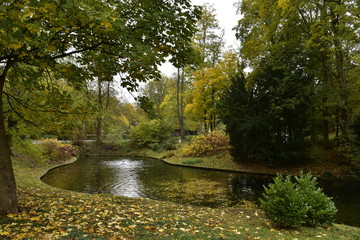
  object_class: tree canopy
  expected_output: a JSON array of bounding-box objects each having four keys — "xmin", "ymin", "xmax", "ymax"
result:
[{"xmin": 0, "ymin": 0, "xmax": 200, "ymax": 215}]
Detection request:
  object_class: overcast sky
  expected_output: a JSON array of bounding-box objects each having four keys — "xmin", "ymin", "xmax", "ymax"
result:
[
  {"xmin": 159, "ymin": 0, "xmax": 240, "ymax": 76},
  {"xmin": 192, "ymin": 0, "xmax": 239, "ymax": 48}
]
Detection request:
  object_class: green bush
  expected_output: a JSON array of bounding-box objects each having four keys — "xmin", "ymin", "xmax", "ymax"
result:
[
  {"xmin": 182, "ymin": 130, "xmax": 229, "ymax": 157},
  {"xmin": 13, "ymin": 139, "xmax": 47, "ymax": 164},
  {"xmin": 260, "ymin": 173, "xmax": 337, "ymax": 228},
  {"xmin": 129, "ymin": 119, "xmax": 174, "ymax": 151},
  {"xmin": 148, "ymin": 138, "xmax": 176, "ymax": 152}
]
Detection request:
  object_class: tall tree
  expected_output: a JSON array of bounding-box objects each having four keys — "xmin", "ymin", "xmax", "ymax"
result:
[
  {"xmin": 221, "ymin": 57, "xmax": 312, "ymax": 163},
  {"xmin": 193, "ymin": 3, "xmax": 224, "ymax": 67},
  {"xmin": 235, "ymin": 0, "xmax": 359, "ymax": 146},
  {"xmin": 186, "ymin": 51, "xmax": 238, "ymax": 132},
  {"xmin": 84, "ymin": 53, "xmax": 119, "ymax": 143},
  {"xmin": 0, "ymin": 0, "xmax": 200, "ymax": 214}
]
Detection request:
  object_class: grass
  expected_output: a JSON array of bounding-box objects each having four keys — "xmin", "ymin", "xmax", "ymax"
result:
[
  {"xmin": 181, "ymin": 158, "xmax": 203, "ymax": 165},
  {"xmin": 1, "ymin": 144, "xmax": 360, "ymax": 239}
]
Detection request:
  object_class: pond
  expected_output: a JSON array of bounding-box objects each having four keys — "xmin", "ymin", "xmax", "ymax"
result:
[{"xmin": 41, "ymin": 155, "xmax": 360, "ymax": 227}]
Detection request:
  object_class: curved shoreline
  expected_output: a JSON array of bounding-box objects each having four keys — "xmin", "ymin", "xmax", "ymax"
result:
[
  {"xmin": 39, "ymin": 157, "xmax": 78, "ymax": 182},
  {"xmin": 51, "ymin": 153, "xmax": 357, "ymax": 181}
]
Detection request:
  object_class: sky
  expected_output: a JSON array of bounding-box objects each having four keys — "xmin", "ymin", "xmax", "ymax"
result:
[
  {"xmin": 192, "ymin": 0, "xmax": 240, "ymax": 48},
  {"xmin": 159, "ymin": 0, "xmax": 240, "ymax": 76}
]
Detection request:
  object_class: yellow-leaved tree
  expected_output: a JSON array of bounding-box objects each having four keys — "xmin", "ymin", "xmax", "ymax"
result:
[{"xmin": 185, "ymin": 51, "xmax": 238, "ymax": 132}]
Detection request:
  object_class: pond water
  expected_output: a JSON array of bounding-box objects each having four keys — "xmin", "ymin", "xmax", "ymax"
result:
[{"xmin": 41, "ymin": 155, "xmax": 360, "ymax": 227}]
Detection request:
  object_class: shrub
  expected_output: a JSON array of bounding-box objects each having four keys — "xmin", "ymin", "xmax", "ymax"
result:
[
  {"xmin": 148, "ymin": 138, "xmax": 176, "ymax": 152},
  {"xmin": 13, "ymin": 138, "xmax": 47, "ymax": 164},
  {"xmin": 129, "ymin": 119, "xmax": 173, "ymax": 150},
  {"xmin": 260, "ymin": 172, "xmax": 337, "ymax": 228},
  {"xmin": 296, "ymin": 174, "xmax": 338, "ymax": 226},
  {"xmin": 39, "ymin": 139, "xmax": 78, "ymax": 163},
  {"xmin": 182, "ymin": 130, "xmax": 230, "ymax": 157}
]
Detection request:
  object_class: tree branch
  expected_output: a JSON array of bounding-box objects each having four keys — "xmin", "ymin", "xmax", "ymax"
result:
[{"xmin": 3, "ymin": 91, "xmax": 91, "ymax": 115}]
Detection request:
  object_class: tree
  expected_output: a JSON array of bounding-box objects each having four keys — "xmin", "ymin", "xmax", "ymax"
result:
[
  {"xmin": 193, "ymin": 3, "xmax": 224, "ymax": 67},
  {"xmin": 235, "ymin": 0, "xmax": 360, "ymax": 146},
  {"xmin": 141, "ymin": 76, "xmax": 171, "ymax": 111},
  {"xmin": 186, "ymin": 51, "xmax": 238, "ymax": 132},
  {"xmin": 0, "ymin": 0, "xmax": 200, "ymax": 214},
  {"xmin": 221, "ymin": 58, "xmax": 312, "ymax": 163},
  {"xmin": 83, "ymin": 53, "xmax": 120, "ymax": 143}
]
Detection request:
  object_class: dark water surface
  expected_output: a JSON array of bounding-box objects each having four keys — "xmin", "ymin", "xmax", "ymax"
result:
[{"xmin": 41, "ymin": 155, "xmax": 360, "ymax": 227}]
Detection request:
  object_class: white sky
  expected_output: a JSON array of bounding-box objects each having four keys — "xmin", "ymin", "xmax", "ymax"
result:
[
  {"xmin": 159, "ymin": 0, "xmax": 240, "ymax": 76},
  {"xmin": 192, "ymin": 0, "xmax": 239, "ymax": 48}
]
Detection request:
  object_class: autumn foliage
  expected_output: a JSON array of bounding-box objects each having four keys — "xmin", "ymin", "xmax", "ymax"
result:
[
  {"xmin": 182, "ymin": 130, "xmax": 230, "ymax": 157},
  {"xmin": 39, "ymin": 139, "xmax": 78, "ymax": 163}
]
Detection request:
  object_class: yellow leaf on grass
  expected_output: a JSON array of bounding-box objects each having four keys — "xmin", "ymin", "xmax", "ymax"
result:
[{"xmin": 30, "ymin": 216, "xmax": 41, "ymax": 221}]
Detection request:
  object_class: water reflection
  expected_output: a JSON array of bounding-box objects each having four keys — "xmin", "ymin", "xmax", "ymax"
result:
[
  {"xmin": 101, "ymin": 160, "xmax": 144, "ymax": 197},
  {"xmin": 41, "ymin": 156, "xmax": 360, "ymax": 227}
]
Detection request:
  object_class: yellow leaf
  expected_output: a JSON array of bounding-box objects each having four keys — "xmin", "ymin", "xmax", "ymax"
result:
[
  {"xmin": 8, "ymin": 43, "xmax": 23, "ymax": 50},
  {"xmin": 30, "ymin": 216, "xmax": 41, "ymax": 221},
  {"xmin": 46, "ymin": 45, "xmax": 57, "ymax": 51},
  {"xmin": 101, "ymin": 21, "xmax": 112, "ymax": 28}
]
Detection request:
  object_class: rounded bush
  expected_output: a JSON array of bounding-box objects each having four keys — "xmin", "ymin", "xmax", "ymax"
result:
[
  {"xmin": 260, "ymin": 172, "xmax": 337, "ymax": 228},
  {"xmin": 182, "ymin": 130, "xmax": 229, "ymax": 157},
  {"xmin": 129, "ymin": 119, "xmax": 173, "ymax": 150},
  {"xmin": 39, "ymin": 139, "xmax": 78, "ymax": 163}
]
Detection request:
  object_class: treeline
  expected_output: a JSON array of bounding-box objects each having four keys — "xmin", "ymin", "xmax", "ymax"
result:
[
  {"xmin": 3, "ymin": 1, "xmax": 360, "ymax": 164},
  {"xmin": 137, "ymin": 1, "xmax": 360, "ymax": 166},
  {"xmin": 223, "ymin": 0, "xmax": 360, "ymax": 163}
]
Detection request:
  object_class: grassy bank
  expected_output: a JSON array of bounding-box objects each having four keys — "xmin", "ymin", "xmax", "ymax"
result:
[{"xmin": 1, "ymin": 144, "xmax": 359, "ymax": 239}]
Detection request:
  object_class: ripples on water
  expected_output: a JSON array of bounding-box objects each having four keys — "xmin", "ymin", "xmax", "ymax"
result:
[{"xmin": 101, "ymin": 160, "xmax": 145, "ymax": 198}]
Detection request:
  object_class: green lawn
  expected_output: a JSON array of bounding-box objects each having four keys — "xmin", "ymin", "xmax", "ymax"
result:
[{"xmin": 1, "ymin": 151, "xmax": 359, "ymax": 239}]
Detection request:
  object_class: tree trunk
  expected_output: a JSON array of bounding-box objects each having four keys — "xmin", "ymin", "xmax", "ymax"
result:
[
  {"xmin": 322, "ymin": 97, "xmax": 330, "ymax": 148},
  {"xmin": 331, "ymin": 1, "xmax": 349, "ymax": 137},
  {"xmin": 0, "ymin": 65, "xmax": 18, "ymax": 215},
  {"xmin": 96, "ymin": 117, "xmax": 103, "ymax": 144},
  {"xmin": 176, "ymin": 68, "xmax": 185, "ymax": 139},
  {"xmin": 81, "ymin": 121, "xmax": 86, "ymax": 140},
  {"xmin": 96, "ymin": 78, "xmax": 103, "ymax": 144}
]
